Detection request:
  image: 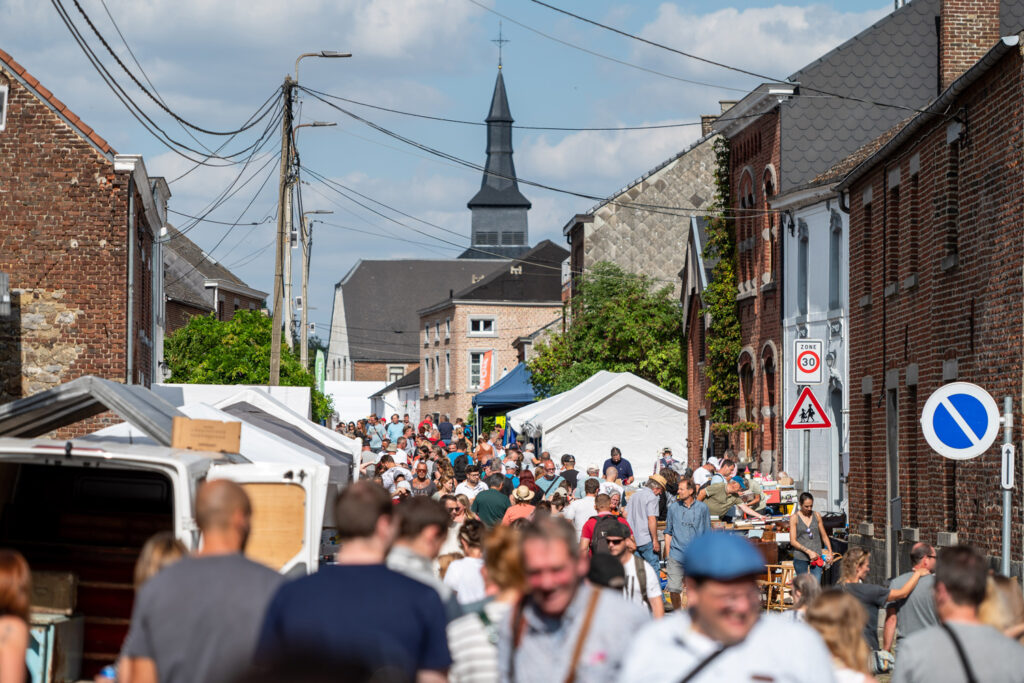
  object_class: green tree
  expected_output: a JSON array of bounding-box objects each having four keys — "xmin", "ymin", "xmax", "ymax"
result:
[
  {"xmin": 527, "ymin": 262, "xmax": 685, "ymax": 397},
  {"xmin": 164, "ymin": 310, "xmax": 334, "ymax": 422}
]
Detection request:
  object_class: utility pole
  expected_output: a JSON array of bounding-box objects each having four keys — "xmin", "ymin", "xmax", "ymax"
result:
[
  {"xmin": 269, "ymin": 77, "xmax": 294, "ymax": 385},
  {"xmin": 300, "ymin": 210, "xmax": 332, "ymax": 368},
  {"xmin": 283, "ymin": 181, "xmax": 295, "ymax": 351}
]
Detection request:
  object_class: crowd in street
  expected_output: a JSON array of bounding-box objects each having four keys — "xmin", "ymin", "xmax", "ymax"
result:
[{"xmin": 0, "ymin": 412, "xmax": 1022, "ymax": 681}]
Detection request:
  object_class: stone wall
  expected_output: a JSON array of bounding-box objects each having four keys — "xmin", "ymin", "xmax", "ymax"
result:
[{"xmin": 582, "ymin": 136, "xmax": 717, "ymax": 298}]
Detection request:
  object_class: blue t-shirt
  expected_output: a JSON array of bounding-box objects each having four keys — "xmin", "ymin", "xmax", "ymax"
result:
[
  {"xmin": 448, "ymin": 452, "xmax": 473, "ymax": 467},
  {"xmin": 257, "ymin": 564, "xmax": 451, "ymax": 677},
  {"xmin": 602, "ymin": 457, "xmax": 634, "ymax": 482},
  {"xmin": 385, "ymin": 421, "xmax": 405, "ymax": 442},
  {"xmin": 438, "ymin": 421, "xmax": 454, "ymax": 441}
]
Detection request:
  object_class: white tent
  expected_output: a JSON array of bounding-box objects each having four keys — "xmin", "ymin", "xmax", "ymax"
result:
[{"xmin": 508, "ymin": 371, "xmax": 688, "ymax": 478}]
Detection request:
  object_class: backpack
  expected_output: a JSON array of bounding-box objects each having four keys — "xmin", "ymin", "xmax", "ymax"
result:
[
  {"xmin": 453, "ymin": 453, "xmax": 470, "ymax": 483},
  {"xmin": 588, "ymin": 514, "xmax": 625, "ymax": 555}
]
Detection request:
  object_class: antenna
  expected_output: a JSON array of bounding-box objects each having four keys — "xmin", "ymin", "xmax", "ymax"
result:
[{"xmin": 492, "ymin": 20, "xmax": 510, "ymax": 69}]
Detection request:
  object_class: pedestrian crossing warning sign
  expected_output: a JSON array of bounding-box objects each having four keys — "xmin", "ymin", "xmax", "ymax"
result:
[{"xmin": 784, "ymin": 387, "xmax": 831, "ymax": 430}]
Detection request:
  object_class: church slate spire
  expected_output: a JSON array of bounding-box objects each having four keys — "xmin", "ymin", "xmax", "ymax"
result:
[{"xmin": 460, "ymin": 69, "xmax": 531, "ymax": 259}]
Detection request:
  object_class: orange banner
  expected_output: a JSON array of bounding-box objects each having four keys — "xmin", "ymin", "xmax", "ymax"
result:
[{"xmin": 479, "ymin": 350, "xmax": 494, "ymax": 391}]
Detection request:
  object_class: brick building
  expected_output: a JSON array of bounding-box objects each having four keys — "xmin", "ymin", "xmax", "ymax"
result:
[
  {"xmin": 163, "ymin": 225, "xmax": 267, "ymax": 334},
  {"xmin": 419, "ymin": 240, "xmax": 567, "ymax": 421},
  {"xmin": 0, "ymin": 49, "xmax": 169, "ymax": 401},
  {"xmin": 687, "ymin": 0, "xmax": 979, "ymax": 476},
  {"xmin": 838, "ymin": 23, "xmax": 1024, "ymax": 577}
]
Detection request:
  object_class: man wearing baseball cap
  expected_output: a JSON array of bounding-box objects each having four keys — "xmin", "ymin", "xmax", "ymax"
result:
[{"xmin": 617, "ymin": 533, "xmax": 834, "ymax": 682}]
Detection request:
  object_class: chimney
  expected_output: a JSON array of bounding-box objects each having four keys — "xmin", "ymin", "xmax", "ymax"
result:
[
  {"xmin": 701, "ymin": 115, "xmax": 718, "ymax": 136},
  {"xmin": 719, "ymin": 100, "xmax": 738, "ymax": 114},
  {"xmin": 939, "ymin": 0, "xmax": 1000, "ymax": 90}
]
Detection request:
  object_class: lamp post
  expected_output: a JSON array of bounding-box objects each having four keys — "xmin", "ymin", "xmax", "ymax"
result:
[
  {"xmin": 300, "ymin": 210, "xmax": 332, "ymax": 368},
  {"xmin": 270, "ymin": 52, "xmax": 350, "ymax": 385}
]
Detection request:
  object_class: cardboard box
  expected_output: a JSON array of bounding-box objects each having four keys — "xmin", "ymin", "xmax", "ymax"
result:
[
  {"xmin": 171, "ymin": 417, "xmax": 241, "ymax": 454},
  {"xmin": 30, "ymin": 572, "xmax": 77, "ymax": 615}
]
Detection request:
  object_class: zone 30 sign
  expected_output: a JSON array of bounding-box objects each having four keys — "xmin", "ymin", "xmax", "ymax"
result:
[{"xmin": 794, "ymin": 340, "xmax": 823, "ymax": 384}]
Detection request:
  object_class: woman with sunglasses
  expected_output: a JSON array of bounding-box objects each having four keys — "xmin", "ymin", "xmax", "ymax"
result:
[{"xmin": 789, "ymin": 492, "xmax": 834, "ymax": 581}]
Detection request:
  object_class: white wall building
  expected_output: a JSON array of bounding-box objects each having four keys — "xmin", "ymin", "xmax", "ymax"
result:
[{"xmin": 774, "ymin": 187, "xmax": 848, "ymax": 512}]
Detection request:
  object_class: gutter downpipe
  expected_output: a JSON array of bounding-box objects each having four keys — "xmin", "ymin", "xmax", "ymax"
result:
[{"xmin": 126, "ymin": 173, "xmax": 136, "ymax": 385}]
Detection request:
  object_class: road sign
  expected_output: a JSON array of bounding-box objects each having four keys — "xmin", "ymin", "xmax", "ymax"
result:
[
  {"xmin": 1002, "ymin": 443, "xmax": 1015, "ymax": 490},
  {"xmin": 920, "ymin": 382, "xmax": 1000, "ymax": 460},
  {"xmin": 794, "ymin": 340, "xmax": 823, "ymax": 384},
  {"xmin": 785, "ymin": 386, "xmax": 832, "ymax": 429}
]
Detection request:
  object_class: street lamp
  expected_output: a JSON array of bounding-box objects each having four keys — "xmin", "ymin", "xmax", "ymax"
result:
[
  {"xmin": 295, "ymin": 51, "xmax": 351, "ymax": 83},
  {"xmin": 300, "ymin": 210, "xmax": 333, "ymax": 368}
]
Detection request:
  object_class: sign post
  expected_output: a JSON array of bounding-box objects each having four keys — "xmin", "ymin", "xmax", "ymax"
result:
[
  {"xmin": 785, "ymin": 386, "xmax": 832, "ymax": 493},
  {"xmin": 920, "ymin": 383, "xmax": 1007, "ymax": 574}
]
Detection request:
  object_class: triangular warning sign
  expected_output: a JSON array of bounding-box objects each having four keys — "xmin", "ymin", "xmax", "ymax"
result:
[{"xmin": 785, "ymin": 386, "xmax": 832, "ymax": 430}]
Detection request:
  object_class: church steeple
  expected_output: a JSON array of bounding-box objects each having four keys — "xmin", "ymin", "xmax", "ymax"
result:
[{"xmin": 462, "ymin": 68, "xmax": 531, "ymax": 259}]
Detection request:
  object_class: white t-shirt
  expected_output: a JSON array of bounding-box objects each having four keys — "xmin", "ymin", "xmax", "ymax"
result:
[
  {"xmin": 454, "ymin": 480, "xmax": 488, "ymax": 500},
  {"xmin": 692, "ymin": 467, "xmax": 712, "ymax": 488},
  {"xmin": 443, "ymin": 556, "xmax": 486, "ymax": 605},
  {"xmin": 564, "ymin": 496, "xmax": 598, "ymax": 538},
  {"xmin": 622, "ymin": 557, "xmax": 661, "ymax": 610},
  {"xmin": 600, "ymin": 481, "xmax": 624, "ymax": 498}
]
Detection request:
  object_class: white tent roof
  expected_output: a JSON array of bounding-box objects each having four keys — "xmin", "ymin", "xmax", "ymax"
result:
[{"xmin": 508, "ymin": 371, "xmax": 687, "ymax": 437}]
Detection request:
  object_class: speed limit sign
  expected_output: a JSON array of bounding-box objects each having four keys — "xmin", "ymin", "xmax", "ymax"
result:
[{"xmin": 794, "ymin": 340, "xmax": 823, "ymax": 384}]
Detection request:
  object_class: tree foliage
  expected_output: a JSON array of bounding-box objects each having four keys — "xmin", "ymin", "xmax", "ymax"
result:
[
  {"xmin": 164, "ymin": 310, "xmax": 334, "ymax": 422},
  {"xmin": 527, "ymin": 262, "xmax": 685, "ymax": 397},
  {"xmin": 701, "ymin": 136, "xmax": 742, "ymax": 422}
]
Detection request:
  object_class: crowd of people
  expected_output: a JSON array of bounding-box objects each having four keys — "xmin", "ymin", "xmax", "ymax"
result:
[{"xmin": 0, "ymin": 412, "xmax": 1022, "ymax": 682}]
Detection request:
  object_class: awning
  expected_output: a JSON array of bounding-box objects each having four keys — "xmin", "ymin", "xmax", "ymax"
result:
[{"xmin": 472, "ymin": 363, "xmax": 536, "ymax": 411}]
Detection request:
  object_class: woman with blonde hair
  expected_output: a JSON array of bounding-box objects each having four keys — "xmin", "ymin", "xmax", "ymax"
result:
[
  {"xmin": 980, "ymin": 574, "xmax": 1024, "ymax": 643},
  {"xmin": 805, "ymin": 590, "xmax": 877, "ymax": 683},
  {"xmin": 838, "ymin": 547, "xmax": 926, "ymax": 670},
  {"xmin": 133, "ymin": 531, "xmax": 188, "ymax": 590},
  {"xmin": 788, "ymin": 572, "xmax": 822, "ymax": 622},
  {"xmin": 456, "ymin": 493, "xmax": 477, "ymax": 521},
  {"xmin": 0, "ymin": 550, "xmax": 30, "ymax": 683}
]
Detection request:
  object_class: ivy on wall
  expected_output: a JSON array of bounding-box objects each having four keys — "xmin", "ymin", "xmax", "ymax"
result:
[{"xmin": 701, "ymin": 137, "xmax": 742, "ymax": 423}]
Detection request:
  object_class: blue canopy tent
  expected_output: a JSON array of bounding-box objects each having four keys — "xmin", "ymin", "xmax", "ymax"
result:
[{"xmin": 472, "ymin": 363, "xmax": 536, "ymax": 443}]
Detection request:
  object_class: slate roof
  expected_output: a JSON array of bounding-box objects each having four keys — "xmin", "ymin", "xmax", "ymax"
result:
[
  {"xmin": 334, "ymin": 258, "xmax": 508, "ymax": 363},
  {"xmin": 163, "ymin": 225, "xmax": 265, "ymax": 308},
  {"xmin": 428, "ymin": 240, "xmax": 569, "ymax": 311},
  {"xmin": 773, "ymin": 0, "xmax": 941, "ymax": 192},
  {"xmin": 797, "ymin": 116, "xmax": 913, "ymax": 191},
  {"xmin": 468, "ymin": 70, "xmax": 531, "ymax": 210},
  {"xmin": 0, "ymin": 48, "xmax": 115, "ymax": 157},
  {"xmin": 369, "ymin": 367, "xmax": 421, "ymax": 398}
]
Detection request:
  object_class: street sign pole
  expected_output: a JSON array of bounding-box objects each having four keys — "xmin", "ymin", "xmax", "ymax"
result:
[
  {"xmin": 802, "ymin": 429, "xmax": 810, "ymax": 494},
  {"xmin": 1002, "ymin": 397, "xmax": 1013, "ymax": 577}
]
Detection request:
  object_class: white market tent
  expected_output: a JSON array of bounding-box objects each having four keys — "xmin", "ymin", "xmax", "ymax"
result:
[{"xmin": 508, "ymin": 371, "xmax": 688, "ymax": 478}]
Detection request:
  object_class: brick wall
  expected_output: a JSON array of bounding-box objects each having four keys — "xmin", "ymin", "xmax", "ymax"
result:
[
  {"xmin": 727, "ymin": 110, "xmax": 783, "ymax": 469},
  {"xmin": 166, "ymin": 300, "xmax": 212, "ymax": 335},
  {"xmin": 0, "ymin": 67, "xmax": 150, "ymax": 400},
  {"xmin": 420, "ymin": 302, "xmax": 561, "ymax": 421},
  {"xmin": 939, "ymin": 0, "xmax": 1000, "ymax": 90},
  {"xmin": 847, "ymin": 48, "xmax": 1024, "ymax": 576}
]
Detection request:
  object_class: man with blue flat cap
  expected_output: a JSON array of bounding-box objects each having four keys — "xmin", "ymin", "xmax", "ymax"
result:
[{"xmin": 617, "ymin": 533, "xmax": 835, "ymax": 683}]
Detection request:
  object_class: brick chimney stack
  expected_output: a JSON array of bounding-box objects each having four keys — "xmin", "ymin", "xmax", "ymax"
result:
[{"xmin": 940, "ymin": 0, "xmax": 1001, "ymax": 90}]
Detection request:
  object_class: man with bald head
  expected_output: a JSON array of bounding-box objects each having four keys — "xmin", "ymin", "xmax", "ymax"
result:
[{"xmin": 122, "ymin": 480, "xmax": 283, "ymax": 683}]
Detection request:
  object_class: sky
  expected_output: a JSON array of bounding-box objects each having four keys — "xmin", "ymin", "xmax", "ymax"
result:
[{"xmin": 0, "ymin": 0, "xmax": 894, "ymax": 344}]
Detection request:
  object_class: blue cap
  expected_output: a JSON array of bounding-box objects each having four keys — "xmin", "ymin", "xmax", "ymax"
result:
[{"xmin": 683, "ymin": 532, "xmax": 766, "ymax": 580}]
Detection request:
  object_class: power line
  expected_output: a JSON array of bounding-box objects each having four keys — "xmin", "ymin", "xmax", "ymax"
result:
[
  {"xmin": 301, "ymin": 86, "xmax": 738, "ymax": 132},
  {"xmin": 464, "ymin": 0, "xmax": 751, "ymax": 93}
]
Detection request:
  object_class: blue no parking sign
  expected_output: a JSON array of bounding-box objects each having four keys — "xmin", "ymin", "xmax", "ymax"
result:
[{"xmin": 920, "ymin": 382, "xmax": 1001, "ymax": 460}]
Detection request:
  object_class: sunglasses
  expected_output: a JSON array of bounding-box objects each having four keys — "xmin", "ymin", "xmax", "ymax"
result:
[
  {"xmin": 445, "ymin": 506, "xmax": 459, "ymax": 513},
  {"xmin": 606, "ymin": 538, "xmax": 626, "ymax": 545}
]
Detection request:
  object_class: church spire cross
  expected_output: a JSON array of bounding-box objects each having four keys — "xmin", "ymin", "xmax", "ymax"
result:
[{"xmin": 491, "ymin": 21, "xmax": 509, "ymax": 69}]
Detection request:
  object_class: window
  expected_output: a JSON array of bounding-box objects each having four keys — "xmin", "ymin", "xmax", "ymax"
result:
[
  {"xmin": 469, "ymin": 351, "xmax": 486, "ymax": 390},
  {"xmin": 828, "ymin": 210, "xmax": 842, "ymax": 311},
  {"xmin": 445, "ymin": 317, "xmax": 451, "ymax": 339},
  {"xmin": 861, "ymin": 201, "xmax": 873, "ymax": 295},
  {"xmin": 887, "ymin": 178, "xmax": 900, "ymax": 284},
  {"xmin": 388, "ymin": 366, "xmax": 404, "ymax": 383},
  {"xmin": 945, "ymin": 130, "xmax": 961, "ymax": 257},
  {"xmin": 424, "ymin": 323, "xmax": 430, "ymax": 345},
  {"xmin": 434, "ymin": 323, "xmax": 440, "ymax": 343},
  {"xmin": 433, "ymin": 354, "xmax": 440, "ymax": 394},
  {"xmin": 739, "ymin": 361, "xmax": 755, "ymax": 421},
  {"xmin": 908, "ymin": 171, "xmax": 920, "ymax": 274},
  {"xmin": 445, "ymin": 351, "xmax": 451, "ymax": 392},
  {"xmin": 469, "ymin": 317, "xmax": 496, "ymax": 336},
  {"xmin": 501, "ymin": 231, "xmax": 525, "ymax": 245},
  {"xmin": 423, "ymin": 357, "xmax": 430, "ymax": 391},
  {"xmin": 0, "ymin": 86, "xmax": 7, "ymax": 132},
  {"xmin": 477, "ymin": 231, "xmax": 499, "ymax": 245},
  {"xmin": 797, "ymin": 219, "xmax": 809, "ymax": 316}
]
